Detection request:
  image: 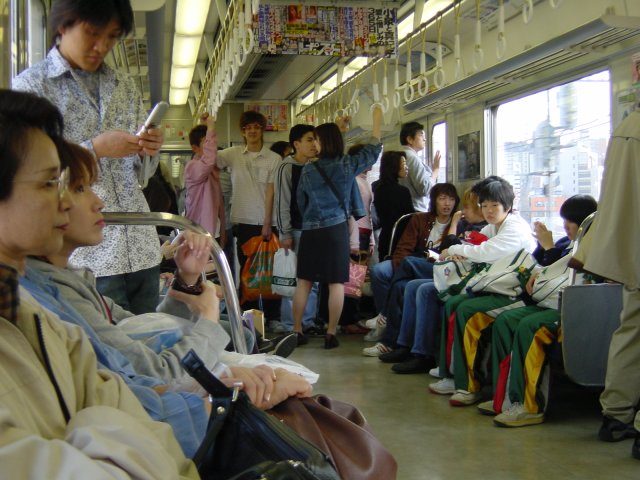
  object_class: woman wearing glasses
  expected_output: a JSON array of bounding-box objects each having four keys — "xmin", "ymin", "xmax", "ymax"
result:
[{"xmin": 0, "ymin": 89, "xmax": 197, "ymax": 478}]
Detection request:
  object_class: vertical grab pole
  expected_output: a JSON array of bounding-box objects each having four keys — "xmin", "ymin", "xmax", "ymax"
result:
[{"xmin": 103, "ymin": 212, "xmax": 249, "ymax": 354}]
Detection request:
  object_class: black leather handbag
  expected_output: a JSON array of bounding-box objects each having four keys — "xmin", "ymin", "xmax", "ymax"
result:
[
  {"xmin": 228, "ymin": 460, "xmax": 325, "ymax": 480},
  {"xmin": 181, "ymin": 350, "xmax": 340, "ymax": 480}
]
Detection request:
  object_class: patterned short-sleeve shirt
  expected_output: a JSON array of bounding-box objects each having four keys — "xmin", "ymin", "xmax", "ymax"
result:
[{"xmin": 13, "ymin": 48, "xmax": 161, "ymax": 277}]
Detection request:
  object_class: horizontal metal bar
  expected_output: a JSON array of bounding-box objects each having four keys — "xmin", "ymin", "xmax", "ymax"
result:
[{"xmin": 103, "ymin": 212, "xmax": 248, "ymax": 354}]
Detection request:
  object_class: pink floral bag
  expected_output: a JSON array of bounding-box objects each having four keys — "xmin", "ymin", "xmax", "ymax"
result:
[{"xmin": 344, "ymin": 260, "xmax": 367, "ymax": 299}]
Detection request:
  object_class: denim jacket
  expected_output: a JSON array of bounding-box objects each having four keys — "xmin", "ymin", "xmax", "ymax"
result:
[{"xmin": 297, "ymin": 141, "xmax": 382, "ymax": 230}]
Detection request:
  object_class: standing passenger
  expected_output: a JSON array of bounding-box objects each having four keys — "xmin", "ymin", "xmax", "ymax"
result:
[
  {"xmin": 399, "ymin": 121, "xmax": 441, "ymax": 211},
  {"xmin": 292, "ymin": 107, "xmax": 383, "ymax": 349},
  {"xmin": 274, "ymin": 124, "xmax": 320, "ymax": 334},
  {"xmin": 216, "ymin": 111, "xmax": 281, "ymax": 315},
  {"xmin": 185, "ymin": 112, "xmax": 225, "ymax": 246},
  {"xmin": 13, "ymin": 0, "xmax": 164, "ymax": 314},
  {"xmin": 584, "ymin": 110, "xmax": 640, "ymax": 459}
]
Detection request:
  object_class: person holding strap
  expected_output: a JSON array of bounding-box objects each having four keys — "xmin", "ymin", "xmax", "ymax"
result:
[
  {"xmin": 293, "ymin": 107, "xmax": 383, "ymax": 349},
  {"xmin": 185, "ymin": 112, "xmax": 226, "ymax": 245},
  {"xmin": 13, "ymin": 0, "xmax": 164, "ymax": 315}
]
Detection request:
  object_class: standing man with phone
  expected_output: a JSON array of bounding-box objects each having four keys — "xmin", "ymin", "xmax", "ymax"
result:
[{"xmin": 14, "ymin": 0, "xmax": 164, "ymax": 314}]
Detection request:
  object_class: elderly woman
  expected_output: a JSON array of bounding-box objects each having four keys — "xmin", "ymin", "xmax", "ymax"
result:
[{"xmin": 0, "ymin": 89, "xmax": 197, "ymax": 477}]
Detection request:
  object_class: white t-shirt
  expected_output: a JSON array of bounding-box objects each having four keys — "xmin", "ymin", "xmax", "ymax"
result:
[
  {"xmin": 217, "ymin": 145, "xmax": 280, "ymax": 225},
  {"xmin": 427, "ymin": 220, "xmax": 449, "ymax": 248}
]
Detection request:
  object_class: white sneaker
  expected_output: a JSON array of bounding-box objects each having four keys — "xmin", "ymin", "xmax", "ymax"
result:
[
  {"xmin": 364, "ymin": 314, "xmax": 386, "ymax": 329},
  {"xmin": 493, "ymin": 403, "xmax": 545, "ymax": 428},
  {"xmin": 477, "ymin": 400, "xmax": 496, "ymax": 416},
  {"xmin": 429, "ymin": 367, "xmax": 442, "ymax": 379},
  {"xmin": 449, "ymin": 389, "xmax": 482, "ymax": 406},
  {"xmin": 364, "ymin": 325, "xmax": 385, "ymax": 342},
  {"xmin": 362, "ymin": 342, "xmax": 393, "ymax": 357},
  {"xmin": 428, "ymin": 378, "xmax": 455, "ymax": 395}
]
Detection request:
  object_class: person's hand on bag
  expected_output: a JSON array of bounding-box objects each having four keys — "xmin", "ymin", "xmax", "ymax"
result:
[{"xmin": 224, "ymin": 365, "xmax": 277, "ymax": 409}]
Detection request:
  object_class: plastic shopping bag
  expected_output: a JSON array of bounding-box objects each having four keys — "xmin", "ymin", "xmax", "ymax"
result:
[
  {"xmin": 240, "ymin": 235, "xmax": 280, "ymax": 303},
  {"xmin": 272, "ymin": 248, "xmax": 297, "ymax": 297}
]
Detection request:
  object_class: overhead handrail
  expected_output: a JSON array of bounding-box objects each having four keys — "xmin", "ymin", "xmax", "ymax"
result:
[{"xmin": 103, "ymin": 212, "xmax": 249, "ymax": 354}]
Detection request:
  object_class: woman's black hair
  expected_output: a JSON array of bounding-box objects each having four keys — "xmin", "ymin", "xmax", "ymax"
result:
[
  {"xmin": 473, "ymin": 176, "xmax": 515, "ymax": 212},
  {"xmin": 49, "ymin": 0, "xmax": 134, "ymax": 47},
  {"xmin": 315, "ymin": 122, "xmax": 344, "ymax": 158},
  {"xmin": 188, "ymin": 125, "xmax": 207, "ymax": 147},
  {"xmin": 270, "ymin": 141, "xmax": 291, "ymax": 158},
  {"xmin": 429, "ymin": 183, "xmax": 460, "ymax": 215},
  {"xmin": 0, "ymin": 90, "xmax": 64, "ymax": 201},
  {"xmin": 560, "ymin": 194, "xmax": 597, "ymax": 226},
  {"xmin": 378, "ymin": 151, "xmax": 405, "ymax": 185}
]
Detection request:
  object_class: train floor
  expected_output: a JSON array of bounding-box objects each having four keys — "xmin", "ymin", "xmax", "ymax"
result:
[{"xmin": 286, "ymin": 333, "xmax": 639, "ymax": 480}]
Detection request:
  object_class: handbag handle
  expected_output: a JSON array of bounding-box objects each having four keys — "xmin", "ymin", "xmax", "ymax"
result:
[
  {"xmin": 182, "ymin": 349, "xmax": 237, "ymax": 399},
  {"xmin": 311, "ymin": 162, "xmax": 349, "ymax": 221}
]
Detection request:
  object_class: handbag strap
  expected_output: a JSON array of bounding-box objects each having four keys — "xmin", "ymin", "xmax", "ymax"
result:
[{"xmin": 311, "ymin": 162, "xmax": 349, "ymax": 221}]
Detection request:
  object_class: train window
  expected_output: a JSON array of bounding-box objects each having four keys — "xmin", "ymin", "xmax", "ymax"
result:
[
  {"xmin": 431, "ymin": 122, "xmax": 447, "ymax": 183},
  {"xmin": 27, "ymin": 0, "xmax": 46, "ymax": 67},
  {"xmin": 493, "ymin": 70, "xmax": 610, "ymax": 237}
]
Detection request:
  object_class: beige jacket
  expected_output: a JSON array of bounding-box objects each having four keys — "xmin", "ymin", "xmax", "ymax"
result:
[
  {"xmin": 584, "ymin": 110, "xmax": 640, "ymax": 288},
  {"xmin": 0, "ymin": 288, "xmax": 199, "ymax": 479}
]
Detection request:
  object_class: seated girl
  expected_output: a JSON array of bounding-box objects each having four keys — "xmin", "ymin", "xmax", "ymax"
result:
[
  {"xmin": 432, "ymin": 194, "xmax": 597, "ymax": 409},
  {"xmin": 378, "ymin": 188, "xmax": 487, "ymax": 373},
  {"xmin": 0, "ymin": 88, "xmax": 197, "ymax": 478},
  {"xmin": 22, "ymin": 141, "xmax": 312, "ymax": 402}
]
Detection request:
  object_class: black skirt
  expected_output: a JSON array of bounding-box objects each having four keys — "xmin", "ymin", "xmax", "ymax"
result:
[{"xmin": 297, "ymin": 222, "xmax": 349, "ymax": 283}]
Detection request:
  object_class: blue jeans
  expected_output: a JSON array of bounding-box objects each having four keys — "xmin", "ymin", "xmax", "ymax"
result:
[
  {"xmin": 370, "ymin": 260, "xmax": 394, "ymax": 314},
  {"xmin": 397, "ymin": 280, "xmax": 441, "ymax": 358},
  {"xmin": 380, "ymin": 256, "xmax": 435, "ymax": 347},
  {"xmin": 96, "ymin": 264, "xmax": 160, "ymax": 314}
]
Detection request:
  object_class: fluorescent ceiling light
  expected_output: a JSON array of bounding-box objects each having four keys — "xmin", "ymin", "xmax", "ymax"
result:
[
  {"xmin": 422, "ymin": 0, "xmax": 454, "ymax": 23},
  {"xmin": 175, "ymin": 0, "xmax": 210, "ymax": 35},
  {"xmin": 323, "ymin": 75, "xmax": 337, "ymax": 90},
  {"xmin": 170, "ymin": 66, "xmax": 194, "ymax": 88},
  {"xmin": 398, "ymin": 13, "xmax": 414, "ymax": 41},
  {"xmin": 172, "ymin": 35, "xmax": 201, "ymax": 66},
  {"xmin": 347, "ymin": 57, "xmax": 368, "ymax": 70},
  {"xmin": 170, "ymin": 87, "xmax": 190, "ymax": 105}
]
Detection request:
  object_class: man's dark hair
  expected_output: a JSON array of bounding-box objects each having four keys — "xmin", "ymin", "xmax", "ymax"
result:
[
  {"xmin": 49, "ymin": 0, "xmax": 134, "ymax": 47},
  {"xmin": 473, "ymin": 176, "xmax": 515, "ymax": 212},
  {"xmin": 429, "ymin": 183, "xmax": 460, "ymax": 215},
  {"xmin": 270, "ymin": 141, "xmax": 291, "ymax": 158},
  {"xmin": 188, "ymin": 125, "xmax": 207, "ymax": 147},
  {"xmin": 239, "ymin": 110, "xmax": 267, "ymax": 130},
  {"xmin": 288, "ymin": 123, "xmax": 315, "ymax": 151},
  {"xmin": 560, "ymin": 194, "xmax": 597, "ymax": 226},
  {"xmin": 399, "ymin": 121, "xmax": 424, "ymax": 146}
]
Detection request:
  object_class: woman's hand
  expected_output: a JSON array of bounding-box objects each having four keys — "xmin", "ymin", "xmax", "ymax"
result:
[
  {"xmin": 270, "ymin": 368, "xmax": 313, "ymax": 406},
  {"xmin": 526, "ymin": 271, "xmax": 540, "ymax": 296},
  {"xmin": 168, "ymin": 280, "xmax": 221, "ymax": 321},
  {"xmin": 174, "ymin": 231, "xmax": 213, "ymax": 284},
  {"xmin": 223, "ymin": 365, "xmax": 277, "ymax": 409},
  {"xmin": 438, "ymin": 249, "xmax": 449, "ymax": 261},
  {"xmin": 138, "ymin": 127, "xmax": 164, "ymax": 156},
  {"xmin": 533, "ymin": 221, "xmax": 554, "ymax": 250},
  {"xmin": 92, "ymin": 130, "xmax": 142, "ymax": 158},
  {"xmin": 261, "ymin": 223, "xmax": 272, "ymax": 241}
]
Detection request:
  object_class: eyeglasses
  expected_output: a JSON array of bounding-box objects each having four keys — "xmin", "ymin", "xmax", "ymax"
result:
[{"xmin": 15, "ymin": 167, "xmax": 70, "ymax": 201}]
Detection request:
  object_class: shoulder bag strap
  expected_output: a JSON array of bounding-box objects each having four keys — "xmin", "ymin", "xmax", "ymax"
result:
[{"xmin": 312, "ymin": 162, "xmax": 349, "ymax": 221}]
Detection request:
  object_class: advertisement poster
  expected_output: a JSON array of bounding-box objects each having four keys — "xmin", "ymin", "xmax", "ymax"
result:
[
  {"xmin": 246, "ymin": 103, "xmax": 289, "ymax": 132},
  {"xmin": 254, "ymin": 4, "xmax": 397, "ymax": 57}
]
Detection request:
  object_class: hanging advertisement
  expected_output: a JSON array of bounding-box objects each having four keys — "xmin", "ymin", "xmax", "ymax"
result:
[
  {"xmin": 246, "ymin": 103, "xmax": 289, "ymax": 132},
  {"xmin": 254, "ymin": 4, "xmax": 397, "ymax": 57}
]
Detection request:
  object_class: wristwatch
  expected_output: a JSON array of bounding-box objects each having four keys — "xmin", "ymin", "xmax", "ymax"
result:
[{"xmin": 171, "ymin": 272, "xmax": 204, "ymax": 295}]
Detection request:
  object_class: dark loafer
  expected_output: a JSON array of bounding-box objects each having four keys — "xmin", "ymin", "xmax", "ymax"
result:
[
  {"xmin": 379, "ymin": 347, "xmax": 411, "ymax": 363},
  {"xmin": 391, "ymin": 356, "xmax": 435, "ymax": 374},
  {"xmin": 599, "ymin": 416, "xmax": 637, "ymax": 442}
]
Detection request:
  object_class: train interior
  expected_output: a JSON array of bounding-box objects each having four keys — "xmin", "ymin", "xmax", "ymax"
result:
[{"xmin": 2, "ymin": 0, "xmax": 640, "ymax": 478}]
